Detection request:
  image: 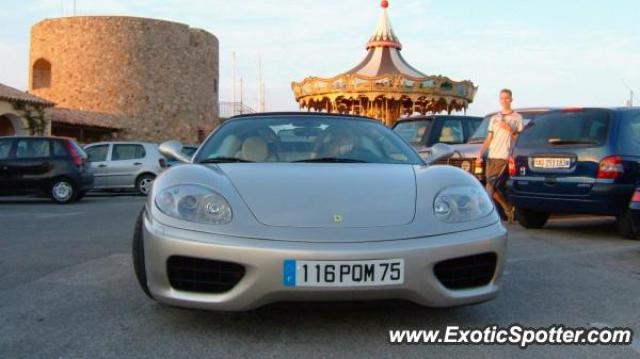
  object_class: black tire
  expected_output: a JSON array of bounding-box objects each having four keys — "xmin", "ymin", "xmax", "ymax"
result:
[
  {"xmin": 50, "ymin": 178, "xmax": 77, "ymax": 204},
  {"xmin": 516, "ymin": 208, "xmax": 550, "ymax": 229},
  {"xmin": 617, "ymin": 210, "xmax": 639, "ymax": 240},
  {"xmin": 136, "ymin": 174, "xmax": 156, "ymax": 196},
  {"xmin": 133, "ymin": 209, "xmax": 153, "ymax": 299}
]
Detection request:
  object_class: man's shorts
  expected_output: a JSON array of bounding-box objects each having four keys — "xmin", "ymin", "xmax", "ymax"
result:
[{"xmin": 486, "ymin": 159, "xmax": 508, "ymax": 189}]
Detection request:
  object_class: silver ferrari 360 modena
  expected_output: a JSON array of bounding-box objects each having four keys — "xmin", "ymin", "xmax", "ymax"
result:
[{"xmin": 133, "ymin": 113, "xmax": 507, "ymax": 311}]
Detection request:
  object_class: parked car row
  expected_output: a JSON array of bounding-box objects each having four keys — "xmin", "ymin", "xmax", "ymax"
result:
[
  {"xmin": 0, "ymin": 137, "xmax": 199, "ymax": 203},
  {"xmin": 394, "ymin": 107, "xmax": 640, "ymax": 240}
]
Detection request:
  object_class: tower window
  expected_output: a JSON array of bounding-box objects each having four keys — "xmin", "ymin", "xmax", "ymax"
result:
[{"xmin": 32, "ymin": 58, "xmax": 51, "ymax": 89}]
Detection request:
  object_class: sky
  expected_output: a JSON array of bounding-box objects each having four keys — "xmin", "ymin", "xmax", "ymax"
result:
[{"xmin": 0, "ymin": 0, "xmax": 639, "ymax": 116}]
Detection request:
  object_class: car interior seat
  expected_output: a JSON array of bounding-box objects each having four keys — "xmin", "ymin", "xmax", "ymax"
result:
[
  {"xmin": 439, "ymin": 127, "xmax": 455, "ymax": 143},
  {"xmin": 238, "ymin": 136, "xmax": 270, "ymax": 162},
  {"xmin": 216, "ymin": 134, "xmax": 242, "ymax": 158}
]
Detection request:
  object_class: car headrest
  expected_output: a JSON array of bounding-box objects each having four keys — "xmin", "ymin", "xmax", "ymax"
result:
[{"xmin": 241, "ymin": 136, "xmax": 269, "ymax": 162}]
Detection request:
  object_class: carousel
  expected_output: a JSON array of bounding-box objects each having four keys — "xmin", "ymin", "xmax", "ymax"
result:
[{"xmin": 291, "ymin": 0, "xmax": 478, "ymax": 126}]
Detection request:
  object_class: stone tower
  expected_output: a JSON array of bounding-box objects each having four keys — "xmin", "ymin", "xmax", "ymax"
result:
[{"xmin": 29, "ymin": 16, "xmax": 219, "ymax": 143}]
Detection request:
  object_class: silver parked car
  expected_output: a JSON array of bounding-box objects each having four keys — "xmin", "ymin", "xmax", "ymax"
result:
[
  {"xmin": 84, "ymin": 142, "xmax": 166, "ymax": 195},
  {"xmin": 133, "ymin": 113, "xmax": 507, "ymax": 311}
]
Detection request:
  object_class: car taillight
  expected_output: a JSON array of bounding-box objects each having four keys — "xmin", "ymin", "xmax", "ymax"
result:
[
  {"xmin": 597, "ymin": 155, "xmax": 624, "ymax": 180},
  {"xmin": 508, "ymin": 157, "xmax": 516, "ymax": 177},
  {"xmin": 632, "ymin": 189, "xmax": 640, "ymax": 203},
  {"xmin": 159, "ymin": 158, "xmax": 167, "ymax": 168},
  {"xmin": 64, "ymin": 140, "xmax": 83, "ymax": 168}
]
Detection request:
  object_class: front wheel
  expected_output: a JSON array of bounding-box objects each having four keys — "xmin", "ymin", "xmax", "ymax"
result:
[
  {"xmin": 50, "ymin": 178, "xmax": 76, "ymax": 204},
  {"xmin": 136, "ymin": 174, "xmax": 155, "ymax": 196},
  {"xmin": 516, "ymin": 208, "xmax": 550, "ymax": 229},
  {"xmin": 617, "ymin": 210, "xmax": 639, "ymax": 240}
]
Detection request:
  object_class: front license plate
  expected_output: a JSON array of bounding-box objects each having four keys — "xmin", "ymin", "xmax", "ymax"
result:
[
  {"xmin": 283, "ymin": 259, "xmax": 404, "ymax": 287},
  {"xmin": 533, "ymin": 157, "xmax": 571, "ymax": 169}
]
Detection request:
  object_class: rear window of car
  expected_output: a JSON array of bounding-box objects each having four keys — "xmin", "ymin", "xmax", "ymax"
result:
[
  {"xmin": 517, "ymin": 110, "xmax": 611, "ymax": 148},
  {"xmin": 437, "ymin": 118, "xmax": 464, "ymax": 144},
  {"xmin": 393, "ymin": 120, "xmax": 431, "ymax": 145},
  {"xmin": 52, "ymin": 140, "xmax": 68, "ymax": 157},
  {"xmin": 628, "ymin": 113, "xmax": 640, "ymax": 143},
  {"xmin": 112, "ymin": 144, "xmax": 146, "ymax": 161},
  {"xmin": 0, "ymin": 138, "xmax": 13, "ymax": 159},
  {"xmin": 469, "ymin": 112, "xmax": 542, "ymax": 143},
  {"xmin": 15, "ymin": 138, "xmax": 51, "ymax": 158}
]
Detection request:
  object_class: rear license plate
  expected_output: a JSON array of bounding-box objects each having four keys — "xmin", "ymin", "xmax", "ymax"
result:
[
  {"xmin": 533, "ymin": 157, "xmax": 571, "ymax": 169},
  {"xmin": 283, "ymin": 259, "xmax": 404, "ymax": 287}
]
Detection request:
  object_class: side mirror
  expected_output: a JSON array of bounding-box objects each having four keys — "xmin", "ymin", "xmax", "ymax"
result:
[
  {"xmin": 423, "ymin": 143, "xmax": 455, "ymax": 165},
  {"xmin": 159, "ymin": 141, "xmax": 191, "ymax": 164}
]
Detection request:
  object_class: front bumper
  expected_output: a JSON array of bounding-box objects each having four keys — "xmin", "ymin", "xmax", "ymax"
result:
[{"xmin": 142, "ymin": 211, "xmax": 507, "ymax": 311}]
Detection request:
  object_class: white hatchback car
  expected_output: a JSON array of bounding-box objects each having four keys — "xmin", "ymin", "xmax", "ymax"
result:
[{"xmin": 84, "ymin": 142, "xmax": 166, "ymax": 195}]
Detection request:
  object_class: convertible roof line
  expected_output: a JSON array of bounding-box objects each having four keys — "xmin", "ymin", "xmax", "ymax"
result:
[{"xmin": 229, "ymin": 112, "xmax": 375, "ymax": 121}]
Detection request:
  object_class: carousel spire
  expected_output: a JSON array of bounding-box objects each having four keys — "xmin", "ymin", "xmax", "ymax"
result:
[
  {"xmin": 291, "ymin": 0, "xmax": 478, "ymax": 126},
  {"xmin": 367, "ymin": 0, "xmax": 402, "ymax": 50}
]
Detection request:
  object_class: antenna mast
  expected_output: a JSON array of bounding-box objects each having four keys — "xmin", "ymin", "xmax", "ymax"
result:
[
  {"xmin": 240, "ymin": 77, "xmax": 244, "ymax": 114},
  {"xmin": 232, "ymin": 52, "xmax": 236, "ymax": 116},
  {"xmin": 259, "ymin": 57, "xmax": 265, "ymax": 112},
  {"xmin": 623, "ymin": 80, "xmax": 635, "ymax": 107}
]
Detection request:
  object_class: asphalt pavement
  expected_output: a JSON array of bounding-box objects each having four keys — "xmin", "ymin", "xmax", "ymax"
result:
[{"xmin": 1, "ymin": 194, "xmax": 639, "ymax": 358}]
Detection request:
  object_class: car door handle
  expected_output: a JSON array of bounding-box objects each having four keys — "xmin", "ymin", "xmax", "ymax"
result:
[
  {"xmin": 133, "ymin": 162, "xmax": 143, "ymax": 166},
  {"xmin": 98, "ymin": 164, "xmax": 107, "ymax": 168}
]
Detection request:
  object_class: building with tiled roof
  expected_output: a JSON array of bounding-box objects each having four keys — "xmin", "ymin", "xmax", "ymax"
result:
[
  {"xmin": 48, "ymin": 108, "xmax": 127, "ymax": 143},
  {"xmin": 0, "ymin": 83, "xmax": 54, "ymax": 136},
  {"xmin": 0, "ymin": 82, "xmax": 128, "ymax": 142}
]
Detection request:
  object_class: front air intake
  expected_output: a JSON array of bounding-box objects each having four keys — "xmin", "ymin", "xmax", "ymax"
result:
[
  {"xmin": 167, "ymin": 256, "xmax": 245, "ymax": 294},
  {"xmin": 433, "ymin": 253, "xmax": 497, "ymax": 290}
]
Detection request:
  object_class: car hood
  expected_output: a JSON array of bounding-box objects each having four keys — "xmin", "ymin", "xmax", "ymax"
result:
[
  {"xmin": 449, "ymin": 143, "xmax": 482, "ymax": 158},
  {"xmin": 218, "ymin": 163, "xmax": 417, "ymax": 228}
]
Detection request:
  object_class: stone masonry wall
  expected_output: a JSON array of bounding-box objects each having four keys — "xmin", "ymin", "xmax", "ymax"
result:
[{"xmin": 29, "ymin": 16, "xmax": 219, "ymax": 143}]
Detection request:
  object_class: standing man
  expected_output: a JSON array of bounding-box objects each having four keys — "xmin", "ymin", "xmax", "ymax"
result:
[{"xmin": 477, "ymin": 89, "xmax": 524, "ymax": 223}]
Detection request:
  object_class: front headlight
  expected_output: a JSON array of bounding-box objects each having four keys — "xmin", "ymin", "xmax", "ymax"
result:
[
  {"xmin": 155, "ymin": 184, "xmax": 232, "ymax": 224},
  {"xmin": 433, "ymin": 185, "xmax": 493, "ymax": 223}
]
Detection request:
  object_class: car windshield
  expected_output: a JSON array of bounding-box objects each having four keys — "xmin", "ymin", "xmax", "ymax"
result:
[
  {"xmin": 392, "ymin": 120, "xmax": 431, "ymax": 145},
  {"xmin": 517, "ymin": 109, "xmax": 611, "ymax": 148},
  {"xmin": 195, "ymin": 116, "xmax": 423, "ymax": 164}
]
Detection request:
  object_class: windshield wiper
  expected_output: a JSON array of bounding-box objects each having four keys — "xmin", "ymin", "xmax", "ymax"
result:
[
  {"xmin": 199, "ymin": 157, "xmax": 253, "ymax": 163},
  {"xmin": 294, "ymin": 157, "xmax": 369, "ymax": 163},
  {"xmin": 547, "ymin": 139, "xmax": 597, "ymax": 145},
  {"xmin": 467, "ymin": 138, "xmax": 485, "ymax": 144}
]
